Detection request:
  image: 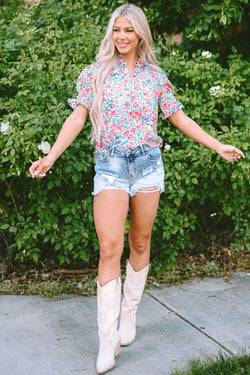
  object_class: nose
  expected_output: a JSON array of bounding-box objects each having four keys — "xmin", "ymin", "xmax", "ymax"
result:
[{"xmin": 118, "ymin": 30, "xmax": 126, "ymax": 39}]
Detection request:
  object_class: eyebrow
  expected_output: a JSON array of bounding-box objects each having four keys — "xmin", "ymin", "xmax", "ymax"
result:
[{"xmin": 113, "ymin": 26, "xmax": 134, "ymax": 30}]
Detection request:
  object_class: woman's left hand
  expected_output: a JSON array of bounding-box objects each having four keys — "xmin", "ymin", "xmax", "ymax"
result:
[{"xmin": 217, "ymin": 144, "xmax": 245, "ymax": 161}]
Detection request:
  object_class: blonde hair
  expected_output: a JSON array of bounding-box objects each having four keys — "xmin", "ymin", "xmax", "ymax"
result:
[{"xmin": 89, "ymin": 3, "xmax": 159, "ymax": 144}]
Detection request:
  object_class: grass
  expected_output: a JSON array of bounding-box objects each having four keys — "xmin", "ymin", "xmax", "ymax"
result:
[
  {"xmin": 1, "ymin": 242, "xmax": 248, "ymax": 297},
  {"xmin": 0, "ymin": 246, "xmax": 249, "ymax": 297},
  {"xmin": 0, "ymin": 275, "xmax": 97, "ymax": 298},
  {"xmin": 0, "ymin": 262, "xmax": 213, "ymax": 297},
  {"xmin": 170, "ymin": 352, "xmax": 250, "ymax": 375}
]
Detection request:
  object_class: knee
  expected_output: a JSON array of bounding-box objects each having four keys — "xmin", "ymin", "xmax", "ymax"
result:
[
  {"xmin": 99, "ymin": 238, "xmax": 122, "ymax": 263},
  {"xmin": 129, "ymin": 233, "xmax": 151, "ymax": 255}
]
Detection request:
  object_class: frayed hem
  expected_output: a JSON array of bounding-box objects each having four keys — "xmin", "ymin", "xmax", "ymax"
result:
[
  {"xmin": 92, "ymin": 187, "xmax": 130, "ymax": 196},
  {"xmin": 130, "ymin": 184, "xmax": 165, "ymax": 197}
]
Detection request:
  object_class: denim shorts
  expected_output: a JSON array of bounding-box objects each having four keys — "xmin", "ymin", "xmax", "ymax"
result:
[{"xmin": 93, "ymin": 144, "xmax": 165, "ymax": 197}]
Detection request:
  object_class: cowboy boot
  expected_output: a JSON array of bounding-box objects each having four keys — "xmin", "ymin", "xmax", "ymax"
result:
[
  {"xmin": 119, "ymin": 261, "xmax": 150, "ymax": 346},
  {"xmin": 96, "ymin": 277, "xmax": 121, "ymax": 374}
]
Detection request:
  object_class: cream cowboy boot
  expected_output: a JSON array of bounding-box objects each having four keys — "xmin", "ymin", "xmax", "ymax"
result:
[
  {"xmin": 119, "ymin": 261, "xmax": 150, "ymax": 346},
  {"xmin": 96, "ymin": 278, "xmax": 121, "ymax": 374}
]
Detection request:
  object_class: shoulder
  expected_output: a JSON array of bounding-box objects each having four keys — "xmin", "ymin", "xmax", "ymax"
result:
[
  {"xmin": 143, "ymin": 64, "xmax": 168, "ymax": 79},
  {"xmin": 146, "ymin": 65, "xmax": 174, "ymax": 91},
  {"xmin": 148, "ymin": 65, "xmax": 168, "ymax": 79},
  {"xmin": 77, "ymin": 62, "xmax": 99, "ymax": 82}
]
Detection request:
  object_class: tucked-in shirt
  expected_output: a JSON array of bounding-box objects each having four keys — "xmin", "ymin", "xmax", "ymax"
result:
[{"xmin": 68, "ymin": 56, "xmax": 183, "ymax": 151}]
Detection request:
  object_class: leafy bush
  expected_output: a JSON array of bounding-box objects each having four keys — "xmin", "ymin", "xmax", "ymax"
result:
[
  {"xmin": 73, "ymin": 0, "xmax": 249, "ymax": 58},
  {"xmin": 0, "ymin": 0, "xmax": 249, "ymax": 271},
  {"xmin": 150, "ymin": 45, "xmax": 249, "ymax": 273},
  {"xmin": 0, "ymin": 0, "xmax": 102, "ymax": 264},
  {"xmin": 184, "ymin": 0, "xmax": 249, "ymax": 57}
]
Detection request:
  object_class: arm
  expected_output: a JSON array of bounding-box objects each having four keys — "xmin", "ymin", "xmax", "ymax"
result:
[
  {"xmin": 168, "ymin": 109, "xmax": 245, "ymax": 161},
  {"xmin": 29, "ymin": 104, "xmax": 89, "ymax": 178}
]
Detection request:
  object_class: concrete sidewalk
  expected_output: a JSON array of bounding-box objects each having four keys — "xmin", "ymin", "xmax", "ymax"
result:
[{"xmin": 0, "ymin": 272, "xmax": 249, "ymax": 375}]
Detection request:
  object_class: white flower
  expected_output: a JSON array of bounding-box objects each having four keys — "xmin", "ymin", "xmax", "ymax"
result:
[
  {"xmin": 209, "ymin": 85, "xmax": 226, "ymax": 97},
  {"xmin": 38, "ymin": 141, "xmax": 51, "ymax": 154},
  {"xmin": 202, "ymin": 51, "xmax": 212, "ymax": 58},
  {"xmin": 210, "ymin": 213, "xmax": 217, "ymax": 217},
  {"xmin": 26, "ymin": 0, "xmax": 41, "ymax": 4},
  {"xmin": 1, "ymin": 121, "xmax": 11, "ymax": 135},
  {"xmin": 172, "ymin": 51, "xmax": 176, "ymax": 56},
  {"xmin": 165, "ymin": 144, "xmax": 171, "ymax": 151}
]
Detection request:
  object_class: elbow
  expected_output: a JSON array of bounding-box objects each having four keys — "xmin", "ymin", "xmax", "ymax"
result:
[{"xmin": 169, "ymin": 110, "xmax": 191, "ymax": 130}]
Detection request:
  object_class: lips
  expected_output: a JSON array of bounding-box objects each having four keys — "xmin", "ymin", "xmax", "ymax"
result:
[{"xmin": 117, "ymin": 43, "xmax": 128, "ymax": 48}]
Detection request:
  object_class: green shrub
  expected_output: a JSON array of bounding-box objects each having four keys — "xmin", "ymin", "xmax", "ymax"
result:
[
  {"xmin": 150, "ymin": 45, "xmax": 249, "ymax": 273},
  {"xmin": 68, "ymin": 0, "xmax": 249, "ymax": 59},
  {"xmin": 0, "ymin": 0, "xmax": 102, "ymax": 264},
  {"xmin": 184, "ymin": 0, "xmax": 249, "ymax": 57}
]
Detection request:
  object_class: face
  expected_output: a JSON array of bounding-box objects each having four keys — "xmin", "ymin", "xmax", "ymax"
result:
[{"xmin": 112, "ymin": 17, "xmax": 140, "ymax": 59}]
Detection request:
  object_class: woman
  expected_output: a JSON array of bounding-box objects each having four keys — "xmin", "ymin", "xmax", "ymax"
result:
[{"xmin": 29, "ymin": 4, "xmax": 245, "ymax": 374}]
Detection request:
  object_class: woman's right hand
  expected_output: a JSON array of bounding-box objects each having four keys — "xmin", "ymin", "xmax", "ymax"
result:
[
  {"xmin": 29, "ymin": 105, "xmax": 88, "ymax": 179},
  {"xmin": 29, "ymin": 155, "xmax": 55, "ymax": 178}
]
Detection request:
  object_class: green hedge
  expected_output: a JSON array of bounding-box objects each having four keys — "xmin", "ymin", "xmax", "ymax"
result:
[
  {"xmin": 0, "ymin": 0, "xmax": 101, "ymax": 263},
  {"xmin": 0, "ymin": 0, "xmax": 249, "ymax": 271}
]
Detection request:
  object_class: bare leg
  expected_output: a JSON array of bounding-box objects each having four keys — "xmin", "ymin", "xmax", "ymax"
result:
[
  {"xmin": 119, "ymin": 189, "xmax": 160, "ymax": 346},
  {"xmin": 94, "ymin": 189, "xmax": 129, "ymax": 286},
  {"xmin": 128, "ymin": 189, "xmax": 160, "ymax": 271}
]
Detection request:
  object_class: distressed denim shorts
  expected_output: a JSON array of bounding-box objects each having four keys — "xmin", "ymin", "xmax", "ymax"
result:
[{"xmin": 93, "ymin": 144, "xmax": 165, "ymax": 197}]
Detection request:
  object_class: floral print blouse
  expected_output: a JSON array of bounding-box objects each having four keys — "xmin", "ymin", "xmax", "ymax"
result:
[{"xmin": 68, "ymin": 56, "xmax": 183, "ymax": 151}]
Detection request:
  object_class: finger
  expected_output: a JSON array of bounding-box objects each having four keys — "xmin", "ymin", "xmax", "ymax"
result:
[
  {"xmin": 235, "ymin": 148, "xmax": 245, "ymax": 158},
  {"xmin": 30, "ymin": 165, "xmax": 39, "ymax": 178},
  {"xmin": 231, "ymin": 152, "xmax": 244, "ymax": 161},
  {"xmin": 35, "ymin": 171, "xmax": 46, "ymax": 177},
  {"xmin": 225, "ymin": 146, "xmax": 245, "ymax": 160},
  {"xmin": 30, "ymin": 161, "xmax": 43, "ymax": 178},
  {"xmin": 33, "ymin": 171, "xmax": 46, "ymax": 178},
  {"xmin": 29, "ymin": 166, "xmax": 37, "ymax": 178},
  {"xmin": 35, "ymin": 173, "xmax": 46, "ymax": 178},
  {"xmin": 30, "ymin": 160, "xmax": 39, "ymax": 171}
]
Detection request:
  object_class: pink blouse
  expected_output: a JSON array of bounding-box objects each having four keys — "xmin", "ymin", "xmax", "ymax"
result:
[{"xmin": 68, "ymin": 56, "xmax": 183, "ymax": 150}]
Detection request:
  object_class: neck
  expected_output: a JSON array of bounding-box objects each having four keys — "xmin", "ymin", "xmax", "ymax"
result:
[
  {"xmin": 122, "ymin": 52, "xmax": 138, "ymax": 67},
  {"xmin": 121, "ymin": 53, "xmax": 138, "ymax": 75}
]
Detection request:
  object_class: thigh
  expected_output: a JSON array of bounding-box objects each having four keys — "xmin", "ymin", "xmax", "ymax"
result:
[
  {"xmin": 93, "ymin": 189, "xmax": 129, "ymax": 250},
  {"xmin": 129, "ymin": 191, "xmax": 160, "ymax": 241}
]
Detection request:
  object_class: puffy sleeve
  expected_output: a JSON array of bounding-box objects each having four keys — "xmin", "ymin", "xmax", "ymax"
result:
[
  {"xmin": 68, "ymin": 63, "xmax": 98, "ymax": 110},
  {"xmin": 158, "ymin": 69, "xmax": 183, "ymax": 119}
]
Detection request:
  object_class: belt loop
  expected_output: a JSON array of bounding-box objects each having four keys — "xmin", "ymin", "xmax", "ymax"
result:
[
  {"xmin": 140, "ymin": 144, "xmax": 146, "ymax": 155},
  {"xmin": 110, "ymin": 147, "xmax": 115, "ymax": 157}
]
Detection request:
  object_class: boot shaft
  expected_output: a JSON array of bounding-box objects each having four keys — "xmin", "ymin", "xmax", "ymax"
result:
[
  {"xmin": 97, "ymin": 278, "xmax": 121, "ymax": 335},
  {"xmin": 123, "ymin": 261, "xmax": 150, "ymax": 308}
]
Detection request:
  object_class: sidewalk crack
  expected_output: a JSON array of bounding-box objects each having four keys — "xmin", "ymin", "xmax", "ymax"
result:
[{"xmin": 145, "ymin": 291, "xmax": 234, "ymax": 356}]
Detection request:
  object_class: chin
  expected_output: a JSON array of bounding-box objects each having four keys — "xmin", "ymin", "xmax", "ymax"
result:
[{"xmin": 117, "ymin": 47, "xmax": 127, "ymax": 53}]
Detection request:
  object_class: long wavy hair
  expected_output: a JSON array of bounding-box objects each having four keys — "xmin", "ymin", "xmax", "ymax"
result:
[{"xmin": 89, "ymin": 3, "xmax": 159, "ymax": 144}]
